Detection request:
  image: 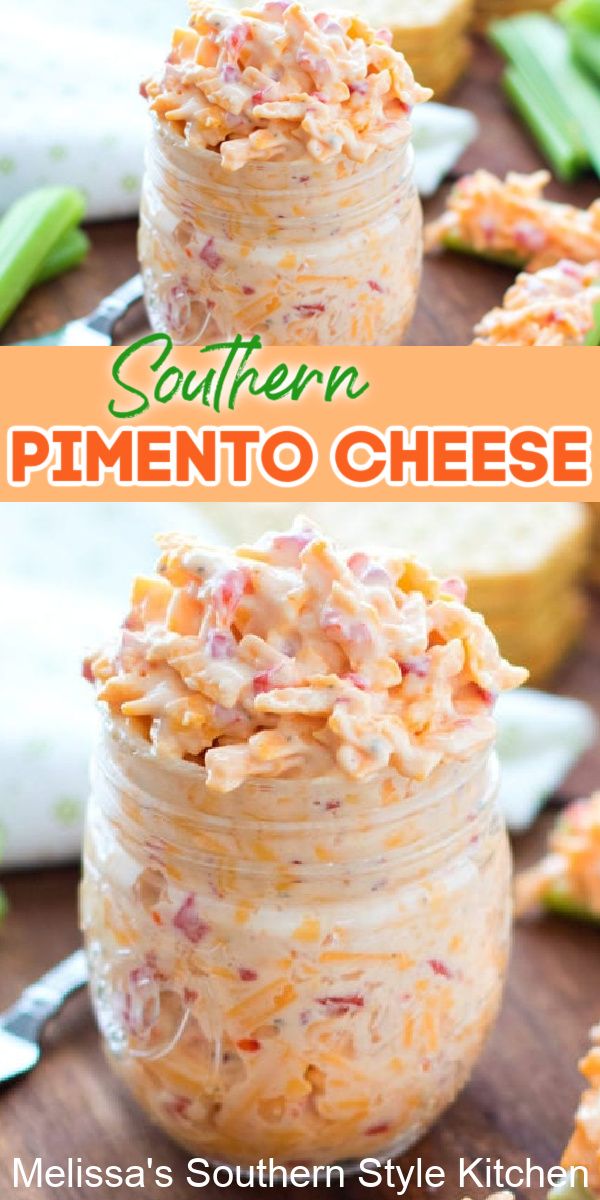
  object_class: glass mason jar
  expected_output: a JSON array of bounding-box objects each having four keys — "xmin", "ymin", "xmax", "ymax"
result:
[
  {"xmin": 81, "ymin": 719, "xmax": 510, "ymax": 1170},
  {"xmin": 138, "ymin": 121, "xmax": 423, "ymax": 346}
]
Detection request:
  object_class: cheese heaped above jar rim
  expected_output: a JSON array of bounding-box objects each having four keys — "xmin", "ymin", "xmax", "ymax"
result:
[
  {"xmin": 141, "ymin": 1, "xmax": 431, "ymax": 171},
  {"xmin": 87, "ymin": 519, "xmax": 527, "ymax": 794}
]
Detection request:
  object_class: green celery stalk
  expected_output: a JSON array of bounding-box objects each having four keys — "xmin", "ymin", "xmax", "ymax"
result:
[
  {"xmin": 548, "ymin": 1179, "xmax": 596, "ymax": 1200},
  {"xmin": 35, "ymin": 226, "xmax": 90, "ymax": 286},
  {"xmin": 544, "ymin": 886, "xmax": 600, "ymax": 920},
  {"xmin": 556, "ymin": 0, "xmax": 600, "ymax": 31},
  {"xmin": 490, "ymin": 17, "xmax": 587, "ymax": 152},
  {"xmin": 0, "ymin": 186, "xmax": 86, "ymax": 329},
  {"xmin": 442, "ymin": 229, "xmax": 526, "ymax": 267},
  {"xmin": 491, "ymin": 14, "xmax": 600, "ymax": 178},
  {"xmin": 502, "ymin": 65, "xmax": 584, "ymax": 181},
  {"xmin": 584, "ymin": 297, "xmax": 600, "ymax": 344},
  {"xmin": 569, "ymin": 23, "xmax": 600, "ymax": 83}
]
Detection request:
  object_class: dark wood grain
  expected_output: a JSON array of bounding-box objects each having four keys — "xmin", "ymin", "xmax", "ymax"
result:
[
  {"xmin": 1, "ymin": 597, "xmax": 599, "ymax": 1200},
  {"xmin": 3, "ymin": 40, "xmax": 600, "ymax": 348}
]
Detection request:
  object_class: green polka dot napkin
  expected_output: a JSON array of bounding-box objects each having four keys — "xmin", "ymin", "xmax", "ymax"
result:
[
  {"xmin": 0, "ymin": 503, "xmax": 217, "ymax": 869},
  {"xmin": 2, "ymin": 2, "xmax": 477, "ymax": 222},
  {"xmin": 1, "ymin": 0, "xmax": 182, "ymax": 220}
]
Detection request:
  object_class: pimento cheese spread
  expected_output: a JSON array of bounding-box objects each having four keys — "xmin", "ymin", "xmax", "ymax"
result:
[
  {"xmin": 563, "ymin": 1026, "xmax": 600, "ymax": 1196},
  {"xmin": 425, "ymin": 170, "xmax": 600, "ymax": 271},
  {"xmin": 138, "ymin": 2, "xmax": 428, "ymax": 345},
  {"xmin": 515, "ymin": 793, "xmax": 600, "ymax": 921},
  {"xmin": 88, "ymin": 519, "xmax": 527, "ymax": 793},
  {"xmin": 473, "ymin": 260, "xmax": 600, "ymax": 346},
  {"xmin": 142, "ymin": 1, "xmax": 431, "ymax": 171},
  {"xmin": 82, "ymin": 521, "xmax": 524, "ymax": 1166}
]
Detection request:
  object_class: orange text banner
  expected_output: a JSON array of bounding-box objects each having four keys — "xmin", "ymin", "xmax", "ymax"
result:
[{"xmin": 1, "ymin": 344, "xmax": 596, "ymax": 500}]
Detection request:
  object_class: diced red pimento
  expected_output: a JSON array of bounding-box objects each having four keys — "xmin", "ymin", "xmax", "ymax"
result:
[
  {"xmin": 344, "ymin": 671, "xmax": 368, "ymax": 690},
  {"xmin": 316, "ymin": 994, "xmax": 364, "ymax": 1016},
  {"xmin": 513, "ymin": 220, "xmax": 547, "ymax": 253},
  {"xmin": 441, "ymin": 576, "xmax": 467, "ymax": 603},
  {"xmin": 263, "ymin": 0, "xmax": 291, "ymax": 15},
  {"xmin": 428, "ymin": 958, "xmax": 453, "ymax": 979},
  {"xmin": 238, "ymin": 967, "xmax": 258, "ymax": 981},
  {"xmin": 253, "ymin": 668, "xmax": 279, "ymax": 695},
  {"xmin": 129, "ymin": 964, "xmax": 154, "ymax": 988},
  {"xmin": 322, "ymin": 611, "xmax": 372, "ymax": 646},
  {"xmin": 479, "ymin": 214, "xmax": 498, "ymax": 244},
  {"xmin": 348, "ymin": 551, "xmax": 370, "ymax": 576},
  {"xmin": 237, "ymin": 1037, "xmax": 261, "ymax": 1052},
  {"xmin": 365, "ymin": 1121, "xmax": 390, "ymax": 1136},
  {"xmin": 363, "ymin": 565, "xmax": 392, "ymax": 586},
  {"xmin": 400, "ymin": 656, "xmax": 430, "ymax": 678},
  {"xmin": 173, "ymin": 894, "xmax": 209, "ymax": 944},
  {"xmin": 164, "ymin": 1094, "xmax": 192, "ymax": 1118},
  {"xmin": 206, "ymin": 630, "xmax": 234, "ymax": 659},
  {"xmin": 271, "ymin": 529, "xmax": 314, "ymax": 566},
  {"xmin": 295, "ymin": 303, "xmax": 325, "ymax": 316},
  {"xmin": 199, "ymin": 237, "xmax": 223, "ymax": 271},
  {"xmin": 368, "ymin": 279, "xmax": 384, "ymax": 293},
  {"xmin": 215, "ymin": 566, "xmax": 252, "ymax": 613},
  {"xmin": 224, "ymin": 21, "xmax": 251, "ymax": 54},
  {"xmin": 81, "ymin": 657, "xmax": 94, "ymax": 684}
]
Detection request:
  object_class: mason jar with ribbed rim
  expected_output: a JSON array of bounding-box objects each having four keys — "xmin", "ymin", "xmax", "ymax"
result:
[
  {"xmin": 138, "ymin": 121, "xmax": 422, "ymax": 346},
  {"xmin": 81, "ymin": 718, "xmax": 510, "ymax": 1170}
]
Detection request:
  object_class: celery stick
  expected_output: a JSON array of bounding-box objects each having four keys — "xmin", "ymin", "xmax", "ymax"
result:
[
  {"xmin": 544, "ymin": 886, "xmax": 600, "ymax": 920},
  {"xmin": 35, "ymin": 226, "xmax": 90, "ymax": 285},
  {"xmin": 0, "ymin": 186, "xmax": 86, "ymax": 329},
  {"xmin": 584, "ymin": 297, "xmax": 600, "ymax": 345},
  {"xmin": 490, "ymin": 18, "xmax": 589, "ymax": 171},
  {"xmin": 442, "ymin": 230, "xmax": 526, "ymax": 267},
  {"xmin": 492, "ymin": 15, "xmax": 600, "ymax": 178},
  {"xmin": 569, "ymin": 23, "xmax": 600, "ymax": 83},
  {"xmin": 502, "ymin": 66, "xmax": 584, "ymax": 181},
  {"xmin": 548, "ymin": 1181, "xmax": 595, "ymax": 1200},
  {"xmin": 556, "ymin": 0, "xmax": 600, "ymax": 31}
]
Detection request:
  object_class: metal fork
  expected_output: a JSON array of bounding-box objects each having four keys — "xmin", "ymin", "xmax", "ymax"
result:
[
  {"xmin": 0, "ymin": 950, "xmax": 88, "ymax": 1084},
  {"xmin": 16, "ymin": 274, "xmax": 144, "ymax": 346}
]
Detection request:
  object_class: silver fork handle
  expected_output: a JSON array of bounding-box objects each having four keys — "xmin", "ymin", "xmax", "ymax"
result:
[
  {"xmin": 86, "ymin": 274, "xmax": 144, "ymax": 338},
  {"xmin": 1, "ymin": 950, "xmax": 88, "ymax": 1044}
]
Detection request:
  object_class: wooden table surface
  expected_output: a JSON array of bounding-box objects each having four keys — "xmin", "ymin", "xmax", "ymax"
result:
[
  {"xmin": 1, "ymin": 592, "xmax": 599, "ymax": 1200},
  {"xmin": 3, "ymin": 40, "xmax": 600, "ymax": 348}
]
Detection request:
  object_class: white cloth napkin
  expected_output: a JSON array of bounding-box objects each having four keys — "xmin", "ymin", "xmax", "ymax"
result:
[
  {"xmin": 495, "ymin": 689, "xmax": 597, "ymax": 834},
  {"xmin": 0, "ymin": 2, "xmax": 477, "ymax": 220},
  {"xmin": 0, "ymin": 503, "xmax": 216, "ymax": 869},
  {"xmin": 411, "ymin": 103, "xmax": 478, "ymax": 197}
]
